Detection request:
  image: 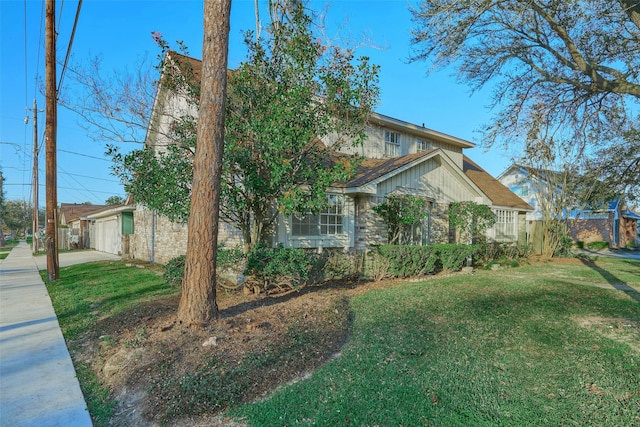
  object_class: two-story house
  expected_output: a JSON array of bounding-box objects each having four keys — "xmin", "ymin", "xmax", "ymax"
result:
[{"xmin": 128, "ymin": 52, "xmax": 532, "ymax": 264}]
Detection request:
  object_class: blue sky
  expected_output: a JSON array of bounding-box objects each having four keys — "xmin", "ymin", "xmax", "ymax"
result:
[{"xmin": 1, "ymin": 0, "xmax": 516, "ymax": 206}]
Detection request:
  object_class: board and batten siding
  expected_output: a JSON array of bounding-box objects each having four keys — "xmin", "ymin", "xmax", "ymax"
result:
[
  {"xmin": 376, "ymin": 157, "xmax": 487, "ymax": 206},
  {"xmin": 326, "ymin": 124, "xmax": 465, "ymax": 168}
]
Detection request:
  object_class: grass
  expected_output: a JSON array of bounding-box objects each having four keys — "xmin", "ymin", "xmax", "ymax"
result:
[
  {"xmin": 47, "ymin": 257, "xmax": 640, "ymax": 426},
  {"xmin": 232, "ymin": 258, "xmax": 640, "ymax": 426},
  {"xmin": 43, "ymin": 261, "xmax": 176, "ymax": 341},
  {"xmin": 44, "ymin": 261, "xmax": 178, "ymax": 426}
]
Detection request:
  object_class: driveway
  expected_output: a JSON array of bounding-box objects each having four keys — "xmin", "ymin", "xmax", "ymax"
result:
[
  {"xmin": 33, "ymin": 250, "xmax": 121, "ymax": 270},
  {"xmin": 573, "ymin": 248, "xmax": 640, "ymax": 261}
]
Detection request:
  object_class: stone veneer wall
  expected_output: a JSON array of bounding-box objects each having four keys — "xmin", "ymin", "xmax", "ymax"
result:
[
  {"xmin": 130, "ymin": 205, "xmax": 243, "ymax": 264},
  {"xmin": 429, "ymin": 203, "xmax": 451, "ymax": 244},
  {"xmin": 353, "ymin": 197, "xmax": 452, "ymax": 250},
  {"xmin": 354, "ymin": 196, "xmax": 387, "ymax": 251}
]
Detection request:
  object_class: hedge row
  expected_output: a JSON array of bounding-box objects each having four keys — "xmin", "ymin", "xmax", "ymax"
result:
[
  {"xmin": 164, "ymin": 243, "xmax": 488, "ymax": 289},
  {"xmin": 374, "ymin": 244, "xmax": 479, "ymax": 278}
]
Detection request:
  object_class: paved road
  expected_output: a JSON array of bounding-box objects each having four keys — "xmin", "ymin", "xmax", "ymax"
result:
[{"xmin": 0, "ymin": 243, "xmax": 119, "ymax": 427}]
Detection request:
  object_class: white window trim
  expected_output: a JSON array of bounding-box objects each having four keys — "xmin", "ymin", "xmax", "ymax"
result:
[
  {"xmin": 416, "ymin": 139, "xmax": 430, "ymax": 152},
  {"xmin": 385, "ymin": 130, "xmax": 400, "ymax": 157},
  {"xmin": 291, "ymin": 195, "xmax": 346, "ymax": 237},
  {"xmin": 491, "ymin": 209, "xmax": 517, "ymax": 242}
]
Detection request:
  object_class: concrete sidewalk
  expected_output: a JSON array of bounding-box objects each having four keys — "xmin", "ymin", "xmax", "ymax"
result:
[{"xmin": 0, "ymin": 243, "xmax": 117, "ymax": 426}]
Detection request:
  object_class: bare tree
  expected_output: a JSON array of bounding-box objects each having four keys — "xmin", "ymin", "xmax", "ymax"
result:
[
  {"xmin": 60, "ymin": 55, "xmax": 158, "ymax": 145},
  {"xmin": 176, "ymin": 0, "xmax": 232, "ymax": 326},
  {"xmin": 410, "ymin": 0, "xmax": 640, "ymax": 150}
]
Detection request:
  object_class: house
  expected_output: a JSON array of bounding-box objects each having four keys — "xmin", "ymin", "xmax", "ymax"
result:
[
  {"xmin": 128, "ymin": 52, "xmax": 533, "ymax": 264},
  {"xmin": 59, "ymin": 203, "xmax": 109, "ymax": 249},
  {"xmin": 498, "ymin": 164, "xmax": 639, "ymax": 249},
  {"xmin": 59, "ymin": 202, "xmax": 135, "ymax": 255},
  {"xmin": 85, "ymin": 204, "xmax": 136, "ymax": 256}
]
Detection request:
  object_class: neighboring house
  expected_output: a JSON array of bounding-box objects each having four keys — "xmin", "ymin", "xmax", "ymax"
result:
[
  {"xmin": 498, "ymin": 164, "xmax": 639, "ymax": 249},
  {"xmin": 59, "ymin": 203, "xmax": 109, "ymax": 249},
  {"xmin": 86, "ymin": 204, "xmax": 136, "ymax": 256},
  {"xmin": 59, "ymin": 202, "xmax": 135, "ymax": 255},
  {"xmin": 129, "ymin": 52, "xmax": 533, "ymax": 264}
]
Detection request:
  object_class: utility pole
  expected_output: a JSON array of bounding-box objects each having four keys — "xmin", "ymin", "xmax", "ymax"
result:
[
  {"xmin": 29, "ymin": 99, "xmax": 42, "ymax": 254},
  {"xmin": 45, "ymin": 0, "xmax": 59, "ymax": 281}
]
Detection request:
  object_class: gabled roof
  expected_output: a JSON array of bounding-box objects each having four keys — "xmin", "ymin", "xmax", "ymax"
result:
[
  {"xmin": 166, "ymin": 51, "xmax": 203, "ymax": 83},
  {"xmin": 368, "ymin": 113, "xmax": 476, "ymax": 150},
  {"xmin": 87, "ymin": 203, "xmax": 135, "ymax": 220},
  {"xmin": 60, "ymin": 203, "xmax": 109, "ymax": 223},
  {"xmin": 338, "ymin": 149, "xmax": 438, "ymax": 189},
  {"xmin": 463, "ymin": 157, "xmax": 533, "ymax": 211}
]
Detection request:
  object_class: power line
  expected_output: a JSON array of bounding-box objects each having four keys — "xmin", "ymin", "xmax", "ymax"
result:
[
  {"xmin": 34, "ymin": 1, "xmax": 44, "ymax": 100},
  {"xmin": 57, "ymin": 186, "xmax": 122, "ymax": 195},
  {"xmin": 5, "ymin": 183, "xmax": 122, "ymax": 196},
  {"xmin": 57, "ymin": 0, "xmax": 83, "ymax": 97},
  {"xmin": 58, "ymin": 148, "xmax": 111, "ymax": 161},
  {"xmin": 61, "ymin": 171, "xmax": 119, "ymax": 183},
  {"xmin": 58, "ymin": 163, "xmax": 102, "ymax": 202},
  {"xmin": 23, "ymin": 0, "xmax": 28, "ymax": 109},
  {"xmin": 35, "ymin": 166, "xmax": 118, "ymax": 183}
]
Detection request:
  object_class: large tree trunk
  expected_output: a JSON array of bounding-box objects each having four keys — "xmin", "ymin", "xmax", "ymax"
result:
[{"xmin": 177, "ymin": 0, "xmax": 232, "ymax": 326}]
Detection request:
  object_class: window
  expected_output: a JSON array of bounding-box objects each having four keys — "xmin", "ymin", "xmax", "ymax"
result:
[
  {"xmin": 493, "ymin": 209, "xmax": 517, "ymax": 241},
  {"xmin": 292, "ymin": 195, "xmax": 344, "ymax": 236},
  {"xmin": 292, "ymin": 213, "xmax": 320, "ymax": 236},
  {"xmin": 512, "ymin": 185, "xmax": 529, "ymax": 197},
  {"xmin": 385, "ymin": 130, "xmax": 400, "ymax": 156},
  {"xmin": 320, "ymin": 195, "xmax": 344, "ymax": 234},
  {"xmin": 416, "ymin": 139, "xmax": 430, "ymax": 152}
]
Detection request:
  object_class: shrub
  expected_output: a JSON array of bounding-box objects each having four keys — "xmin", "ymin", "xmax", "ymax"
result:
[
  {"xmin": 164, "ymin": 255, "xmax": 186, "ymax": 287},
  {"xmin": 438, "ymin": 244, "xmax": 478, "ymax": 271},
  {"xmin": 476, "ymin": 241, "xmax": 530, "ymax": 263},
  {"xmin": 375, "ymin": 245, "xmax": 438, "ymax": 277},
  {"xmin": 322, "ymin": 249, "xmax": 363, "ymax": 281},
  {"xmin": 554, "ymin": 235, "xmax": 574, "ymax": 257},
  {"xmin": 217, "ymin": 248, "xmax": 245, "ymax": 270},
  {"xmin": 365, "ymin": 250, "xmax": 391, "ymax": 282},
  {"xmin": 371, "ymin": 244, "xmax": 480, "ymax": 279},
  {"xmin": 586, "ymin": 241, "xmax": 609, "ymax": 251},
  {"xmin": 163, "ymin": 249, "xmax": 247, "ymax": 287},
  {"xmin": 246, "ymin": 246, "xmax": 318, "ymax": 291}
]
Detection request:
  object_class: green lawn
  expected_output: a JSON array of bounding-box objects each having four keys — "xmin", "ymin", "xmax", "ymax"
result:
[
  {"xmin": 47, "ymin": 257, "xmax": 640, "ymax": 426},
  {"xmin": 43, "ymin": 261, "xmax": 175, "ymax": 341},
  {"xmin": 44, "ymin": 261, "xmax": 178, "ymax": 425},
  {"xmin": 233, "ymin": 257, "xmax": 640, "ymax": 426}
]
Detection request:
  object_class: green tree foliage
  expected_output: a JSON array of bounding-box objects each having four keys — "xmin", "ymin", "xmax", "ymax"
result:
[
  {"xmin": 411, "ymin": 0, "xmax": 640, "ymax": 202},
  {"xmin": 110, "ymin": 5, "xmax": 379, "ymax": 252},
  {"xmin": 373, "ymin": 194, "xmax": 430, "ymax": 245},
  {"xmin": 1, "ymin": 200, "xmax": 32, "ymax": 237},
  {"xmin": 105, "ymin": 196, "xmax": 125, "ymax": 206},
  {"xmin": 448, "ymin": 201, "xmax": 496, "ymax": 244}
]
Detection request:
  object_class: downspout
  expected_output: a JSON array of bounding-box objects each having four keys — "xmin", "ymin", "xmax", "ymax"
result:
[
  {"xmin": 150, "ymin": 209, "xmax": 155, "ymax": 263},
  {"xmin": 427, "ymin": 202, "xmax": 432, "ymax": 245}
]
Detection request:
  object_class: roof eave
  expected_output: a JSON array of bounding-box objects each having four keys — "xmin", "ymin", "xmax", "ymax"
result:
[{"xmin": 369, "ymin": 112, "xmax": 476, "ymax": 149}]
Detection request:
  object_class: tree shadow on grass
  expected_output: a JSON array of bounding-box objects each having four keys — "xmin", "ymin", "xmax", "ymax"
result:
[{"xmin": 577, "ymin": 256, "xmax": 640, "ymax": 303}]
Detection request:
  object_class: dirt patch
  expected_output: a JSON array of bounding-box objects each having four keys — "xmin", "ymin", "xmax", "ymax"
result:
[
  {"xmin": 573, "ymin": 315, "xmax": 640, "ymax": 354},
  {"xmin": 73, "ymin": 279, "xmax": 373, "ymax": 426}
]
